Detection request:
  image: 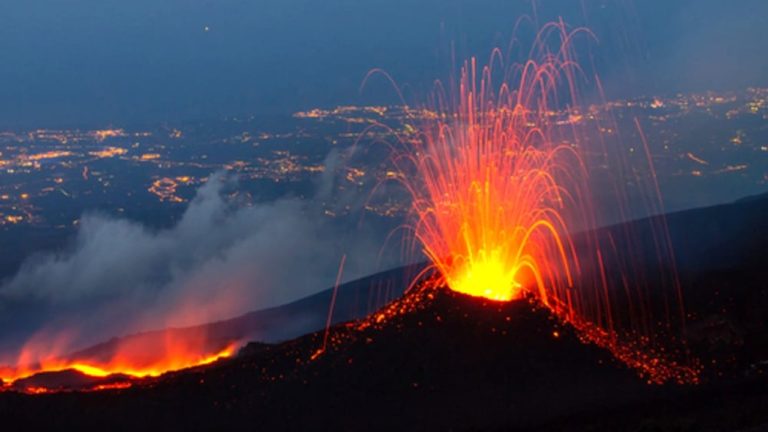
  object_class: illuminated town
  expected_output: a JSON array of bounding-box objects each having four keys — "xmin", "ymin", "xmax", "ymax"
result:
[
  {"xmin": 0, "ymin": 87, "xmax": 766, "ymax": 287},
  {"xmin": 1, "ymin": 88, "xmax": 765, "ymax": 233}
]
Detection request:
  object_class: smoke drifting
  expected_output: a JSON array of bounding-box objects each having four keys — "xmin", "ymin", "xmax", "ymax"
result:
[{"xmin": 0, "ymin": 171, "xmax": 400, "ymax": 363}]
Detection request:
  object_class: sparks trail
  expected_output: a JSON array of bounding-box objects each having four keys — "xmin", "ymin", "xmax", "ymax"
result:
[
  {"xmin": 382, "ymin": 21, "xmax": 698, "ymax": 384},
  {"xmin": 312, "ymin": 254, "xmax": 348, "ymax": 360}
]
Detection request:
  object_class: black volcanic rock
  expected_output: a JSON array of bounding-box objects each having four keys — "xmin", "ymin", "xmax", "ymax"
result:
[
  {"xmin": 1, "ymin": 288, "xmax": 768, "ymax": 431},
  {"xmin": 0, "ymin": 289, "xmax": 728, "ymax": 430}
]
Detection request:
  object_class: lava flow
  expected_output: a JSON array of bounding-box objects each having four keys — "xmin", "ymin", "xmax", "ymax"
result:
[
  {"xmin": 389, "ymin": 22, "xmax": 699, "ymax": 384},
  {"xmin": 1, "ymin": 332, "xmax": 237, "ymax": 393}
]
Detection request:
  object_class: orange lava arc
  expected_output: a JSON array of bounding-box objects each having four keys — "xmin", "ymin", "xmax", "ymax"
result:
[
  {"xmin": 387, "ymin": 22, "xmax": 699, "ymax": 384},
  {"xmin": 402, "ymin": 56, "xmax": 582, "ymax": 305},
  {"xmin": 415, "ymin": 126, "xmax": 579, "ymax": 304}
]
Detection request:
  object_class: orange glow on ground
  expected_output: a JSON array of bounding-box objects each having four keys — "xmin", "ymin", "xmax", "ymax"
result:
[{"xmin": 1, "ymin": 344, "xmax": 236, "ymax": 392}]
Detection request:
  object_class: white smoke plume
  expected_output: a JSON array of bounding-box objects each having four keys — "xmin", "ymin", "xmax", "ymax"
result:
[{"xmin": 0, "ymin": 169, "xmax": 401, "ymax": 362}]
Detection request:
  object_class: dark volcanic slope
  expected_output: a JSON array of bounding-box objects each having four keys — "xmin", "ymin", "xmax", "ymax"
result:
[
  {"xmin": 3, "ymin": 288, "xmax": 767, "ymax": 431},
  {"xmin": 63, "ymin": 265, "xmax": 417, "ymax": 367},
  {"xmin": 1, "ymin": 195, "xmax": 767, "ymax": 430},
  {"xmin": 59, "ymin": 192, "xmax": 768, "ymax": 378},
  {"xmin": 0, "ymin": 289, "xmax": 640, "ymax": 430},
  {"xmin": 66, "ymin": 194, "xmax": 768, "ymax": 372}
]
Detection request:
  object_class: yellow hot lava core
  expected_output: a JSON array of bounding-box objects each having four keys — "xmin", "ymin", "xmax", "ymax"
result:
[{"xmin": 446, "ymin": 249, "xmax": 523, "ymax": 302}]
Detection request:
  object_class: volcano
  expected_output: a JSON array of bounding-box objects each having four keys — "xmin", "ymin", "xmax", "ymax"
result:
[
  {"xmin": 1, "ymin": 288, "xmax": 767, "ymax": 431},
  {"xmin": 0, "ymin": 289, "xmax": 663, "ymax": 430},
  {"xmin": 1, "ymin": 194, "xmax": 767, "ymax": 431}
]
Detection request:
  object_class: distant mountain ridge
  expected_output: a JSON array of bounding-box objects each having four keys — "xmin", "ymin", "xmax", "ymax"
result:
[
  {"xmin": 65, "ymin": 191, "xmax": 768, "ymax": 364},
  {"xmin": 65, "ymin": 265, "xmax": 420, "ymax": 365}
]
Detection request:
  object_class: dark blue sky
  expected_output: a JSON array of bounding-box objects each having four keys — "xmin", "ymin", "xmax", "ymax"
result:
[{"xmin": 0, "ymin": 0, "xmax": 766, "ymax": 128}]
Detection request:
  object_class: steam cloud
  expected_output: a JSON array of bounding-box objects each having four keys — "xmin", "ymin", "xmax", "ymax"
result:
[{"xmin": 0, "ymin": 170, "xmax": 401, "ymax": 362}]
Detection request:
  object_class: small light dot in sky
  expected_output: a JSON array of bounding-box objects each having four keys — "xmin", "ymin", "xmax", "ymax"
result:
[{"xmin": 204, "ymin": 26, "xmax": 210, "ymax": 32}]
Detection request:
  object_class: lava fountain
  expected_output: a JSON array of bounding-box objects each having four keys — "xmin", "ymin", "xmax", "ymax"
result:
[
  {"xmin": 407, "ymin": 79, "xmax": 580, "ymax": 304},
  {"xmin": 395, "ymin": 23, "xmax": 590, "ymax": 307},
  {"xmin": 387, "ymin": 21, "xmax": 699, "ymax": 383}
]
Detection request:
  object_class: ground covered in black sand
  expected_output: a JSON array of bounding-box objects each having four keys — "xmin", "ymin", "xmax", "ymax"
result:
[{"xmin": 1, "ymin": 285, "xmax": 767, "ymax": 431}]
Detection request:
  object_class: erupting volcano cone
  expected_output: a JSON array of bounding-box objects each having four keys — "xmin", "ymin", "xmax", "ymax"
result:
[{"xmin": 384, "ymin": 21, "xmax": 698, "ymax": 383}]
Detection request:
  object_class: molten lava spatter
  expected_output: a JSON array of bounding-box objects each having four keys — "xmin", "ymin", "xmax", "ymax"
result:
[
  {"xmin": 450, "ymin": 250, "xmax": 524, "ymax": 301},
  {"xmin": 399, "ymin": 41, "xmax": 581, "ymax": 308},
  {"xmin": 389, "ymin": 22, "xmax": 698, "ymax": 384}
]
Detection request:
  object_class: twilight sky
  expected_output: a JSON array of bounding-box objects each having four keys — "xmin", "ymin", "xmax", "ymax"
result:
[{"xmin": 0, "ymin": 0, "xmax": 766, "ymax": 128}]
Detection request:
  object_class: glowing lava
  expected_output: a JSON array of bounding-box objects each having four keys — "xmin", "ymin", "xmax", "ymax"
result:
[
  {"xmin": 399, "ymin": 39, "xmax": 582, "ymax": 308},
  {"xmin": 1, "ymin": 340, "xmax": 237, "ymax": 392},
  {"xmin": 387, "ymin": 22, "xmax": 699, "ymax": 384},
  {"xmin": 450, "ymin": 249, "xmax": 523, "ymax": 302},
  {"xmin": 412, "ymin": 129, "xmax": 579, "ymax": 306}
]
